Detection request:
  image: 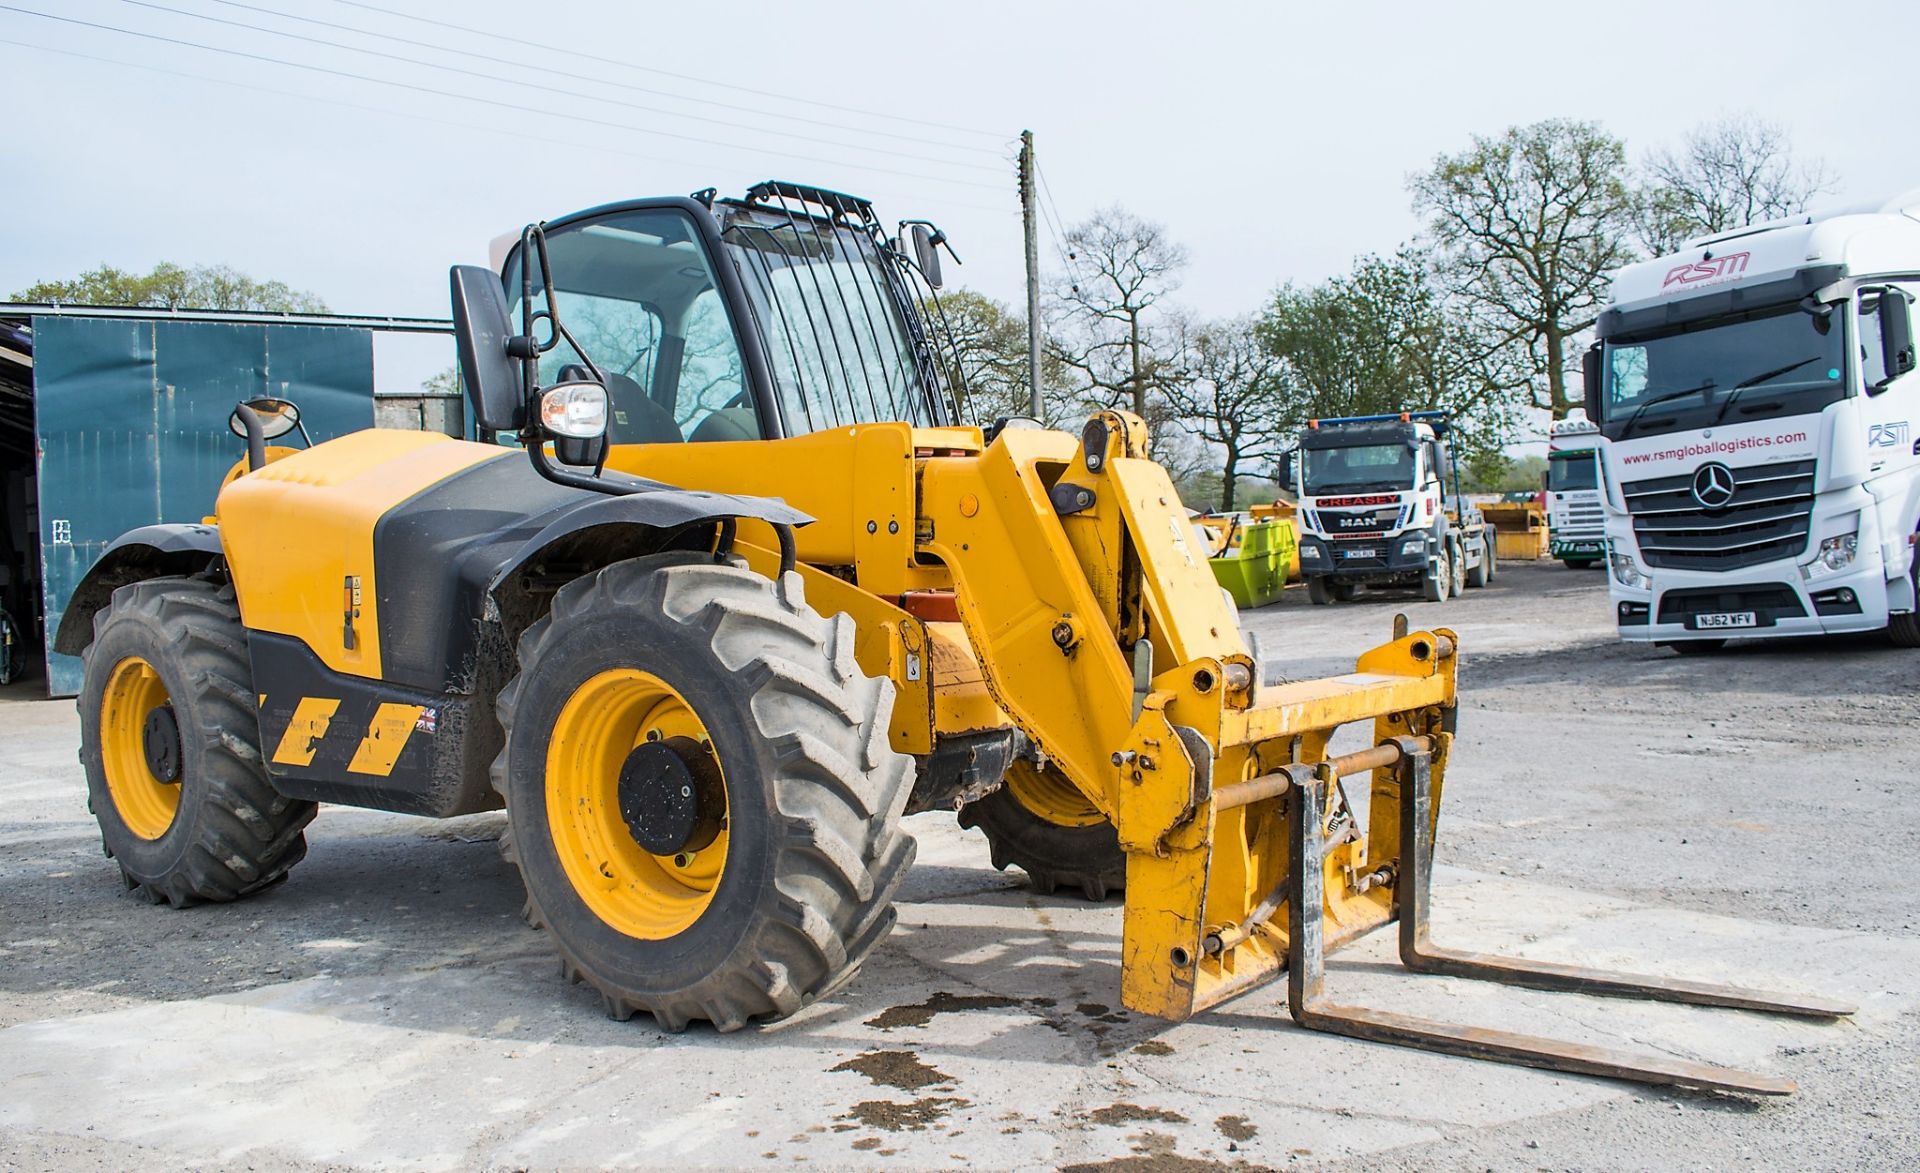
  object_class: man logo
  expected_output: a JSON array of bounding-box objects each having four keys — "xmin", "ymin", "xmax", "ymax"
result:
[
  {"xmin": 1663, "ymin": 252, "xmax": 1751, "ymax": 290},
  {"xmin": 1692, "ymin": 462, "xmax": 1736, "ymax": 509}
]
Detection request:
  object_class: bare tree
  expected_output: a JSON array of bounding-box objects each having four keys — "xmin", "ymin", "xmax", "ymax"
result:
[
  {"xmin": 1048, "ymin": 206, "xmax": 1190, "ymax": 420},
  {"xmin": 1636, "ymin": 114, "xmax": 1831, "ymax": 253},
  {"xmin": 1410, "ymin": 119, "xmax": 1636, "ymax": 419},
  {"xmin": 1162, "ymin": 315, "xmax": 1290, "ymax": 511}
]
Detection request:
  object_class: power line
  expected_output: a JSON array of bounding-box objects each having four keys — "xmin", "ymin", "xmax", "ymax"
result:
[
  {"xmin": 0, "ymin": 4, "xmax": 1007, "ymax": 192},
  {"xmin": 332, "ymin": 0, "xmax": 1007, "ymax": 142},
  {"xmin": 0, "ymin": 35, "xmax": 1016, "ymax": 217},
  {"xmin": 116, "ymin": 0, "xmax": 1002, "ymax": 173},
  {"xmin": 201, "ymin": 0, "xmax": 1004, "ymax": 158}
]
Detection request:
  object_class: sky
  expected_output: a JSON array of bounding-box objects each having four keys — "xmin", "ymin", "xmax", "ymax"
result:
[{"xmin": 6, "ymin": 0, "xmax": 1919, "ymax": 416}]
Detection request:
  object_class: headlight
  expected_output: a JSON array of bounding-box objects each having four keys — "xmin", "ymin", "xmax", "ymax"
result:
[
  {"xmin": 1398, "ymin": 535, "xmax": 1427, "ymax": 556},
  {"xmin": 1299, "ymin": 543, "xmax": 1324, "ymax": 561},
  {"xmin": 1610, "ymin": 550, "xmax": 1650, "ymax": 591},
  {"xmin": 1805, "ymin": 532, "xmax": 1859, "ymax": 578},
  {"xmin": 539, "ymin": 381, "xmax": 609, "ymax": 439}
]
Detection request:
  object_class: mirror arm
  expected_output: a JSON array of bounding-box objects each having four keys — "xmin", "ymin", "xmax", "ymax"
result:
[{"xmin": 232, "ymin": 402, "xmax": 267, "ymax": 473}]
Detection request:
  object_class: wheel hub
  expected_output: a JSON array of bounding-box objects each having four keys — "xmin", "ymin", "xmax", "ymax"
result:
[
  {"xmin": 141, "ymin": 704, "xmax": 183, "ymax": 784},
  {"xmin": 616, "ymin": 736, "xmax": 725, "ymax": 856}
]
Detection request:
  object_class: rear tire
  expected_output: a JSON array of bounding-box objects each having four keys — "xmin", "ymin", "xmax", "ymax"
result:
[
  {"xmin": 1465, "ymin": 534, "xmax": 1491, "ymax": 589},
  {"xmin": 959, "ymin": 761, "xmax": 1123, "ymax": 902},
  {"xmin": 1307, "ymin": 576, "xmax": 1334, "ymax": 606},
  {"xmin": 77, "ymin": 577, "xmax": 315, "ymax": 907},
  {"xmin": 493, "ymin": 554, "xmax": 915, "ymax": 1031}
]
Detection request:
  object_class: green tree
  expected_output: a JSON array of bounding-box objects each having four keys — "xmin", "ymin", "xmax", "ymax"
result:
[
  {"xmin": 1256, "ymin": 250, "xmax": 1524, "ymax": 465},
  {"xmin": 1634, "ymin": 114, "xmax": 1830, "ymax": 254},
  {"xmin": 13, "ymin": 262, "xmax": 327, "ymax": 313},
  {"xmin": 927, "ymin": 289, "xmax": 1066, "ymax": 426},
  {"xmin": 1410, "ymin": 119, "xmax": 1635, "ymax": 419}
]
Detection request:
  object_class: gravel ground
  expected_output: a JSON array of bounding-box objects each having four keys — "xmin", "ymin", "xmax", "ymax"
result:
[{"xmin": 1, "ymin": 559, "xmax": 1915, "ymax": 1170}]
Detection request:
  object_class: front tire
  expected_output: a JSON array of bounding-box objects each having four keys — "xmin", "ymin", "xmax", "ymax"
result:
[
  {"xmin": 1307, "ymin": 576, "xmax": 1334, "ymax": 606},
  {"xmin": 493, "ymin": 554, "xmax": 915, "ymax": 1031},
  {"xmin": 959, "ymin": 760, "xmax": 1124, "ymax": 902},
  {"xmin": 1421, "ymin": 553, "xmax": 1449, "ymax": 602},
  {"xmin": 78, "ymin": 577, "xmax": 315, "ymax": 907},
  {"xmin": 1888, "ymin": 534, "xmax": 1920, "ymax": 648}
]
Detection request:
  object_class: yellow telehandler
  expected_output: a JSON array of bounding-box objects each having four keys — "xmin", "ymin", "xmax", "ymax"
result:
[{"xmin": 58, "ymin": 182, "xmax": 1846, "ymax": 1094}]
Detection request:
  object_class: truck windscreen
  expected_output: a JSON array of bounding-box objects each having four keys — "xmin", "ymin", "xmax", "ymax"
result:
[
  {"xmin": 1303, "ymin": 444, "xmax": 1414, "ymax": 494},
  {"xmin": 1599, "ymin": 304, "xmax": 1847, "ymax": 440},
  {"xmin": 1547, "ymin": 450, "xmax": 1597, "ymax": 491}
]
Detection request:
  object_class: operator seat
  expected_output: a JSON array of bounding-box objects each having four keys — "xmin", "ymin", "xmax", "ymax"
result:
[
  {"xmin": 603, "ymin": 372, "xmax": 684, "ymax": 445},
  {"xmin": 689, "ymin": 408, "xmax": 759, "ymax": 443}
]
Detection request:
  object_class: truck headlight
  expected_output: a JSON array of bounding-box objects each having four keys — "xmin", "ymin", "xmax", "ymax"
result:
[
  {"xmin": 1299, "ymin": 543, "xmax": 1324, "ymax": 562},
  {"xmin": 1398, "ymin": 535, "xmax": 1427, "ymax": 557},
  {"xmin": 1816, "ymin": 533, "xmax": 1858, "ymax": 572},
  {"xmin": 1610, "ymin": 550, "xmax": 1650, "ymax": 591}
]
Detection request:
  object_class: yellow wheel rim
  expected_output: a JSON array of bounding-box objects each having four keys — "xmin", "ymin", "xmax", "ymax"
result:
[
  {"xmin": 99, "ymin": 656, "xmax": 182, "ymax": 841},
  {"xmin": 546, "ymin": 668, "xmax": 730, "ymax": 939},
  {"xmin": 1003, "ymin": 759, "xmax": 1106, "ymax": 829}
]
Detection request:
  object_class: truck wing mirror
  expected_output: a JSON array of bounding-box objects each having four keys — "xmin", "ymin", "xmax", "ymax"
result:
[
  {"xmin": 1275, "ymin": 448, "xmax": 1296, "ymax": 493},
  {"xmin": 1875, "ymin": 289, "xmax": 1916, "ymax": 393},
  {"xmin": 1581, "ymin": 345, "xmax": 1603, "ymax": 418},
  {"xmin": 450, "ymin": 264, "xmax": 527, "ymax": 434}
]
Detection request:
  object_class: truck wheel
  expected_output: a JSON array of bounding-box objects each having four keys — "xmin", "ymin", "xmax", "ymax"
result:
[
  {"xmin": 959, "ymin": 761, "xmax": 1124, "ymax": 901},
  {"xmin": 77, "ymin": 577, "xmax": 316, "ymax": 907},
  {"xmin": 1448, "ymin": 538, "xmax": 1468, "ymax": 596},
  {"xmin": 1421, "ymin": 553, "xmax": 1449, "ymax": 602},
  {"xmin": 493, "ymin": 554, "xmax": 915, "ymax": 1031},
  {"xmin": 1332, "ymin": 583, "xmax": 1360, "ymax": 602},
  {"xmin": 1887, "ymin": 533, "xmax": 1920, "ymax": 647},
  {"xmin": 1308, "ymin": 576, "xmax": 1334, "ymax": 605},
  {"xmin": 1465, "ymin": 534, "xmax": 1491, "ymax": 589}
]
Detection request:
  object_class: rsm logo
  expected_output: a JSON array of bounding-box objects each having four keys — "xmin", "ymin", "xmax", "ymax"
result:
[
  {"xmin": 1868, "ymin": 420, "xmax": 1911, "ymax": 449},
  {"xmin": 1662, "ymin": 252, "xmax": 1751, "ymax": 289}
]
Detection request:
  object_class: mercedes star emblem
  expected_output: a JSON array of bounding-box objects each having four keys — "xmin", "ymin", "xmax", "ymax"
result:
[{"xmin": 1692, "ymin": 462, "xmax": 1736, "ymax": 509}]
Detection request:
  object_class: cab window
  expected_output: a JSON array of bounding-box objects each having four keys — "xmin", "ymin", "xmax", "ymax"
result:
[{"xmin": 505, "ymin": 207, "xmax": 761, "ymax": 444}]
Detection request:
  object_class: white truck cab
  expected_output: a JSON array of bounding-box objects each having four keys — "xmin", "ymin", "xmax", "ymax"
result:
[
  {"xmin": 1589, "ymin": 190, "xmax": 1920, "ymax": 649},
  {"xmin": 1280, "ymin": 411, "xmax": 1493, "ymax": 604},
  {"xmin": 1546, "ymin": 410, "xmax": 1605, "ymax": 567}
]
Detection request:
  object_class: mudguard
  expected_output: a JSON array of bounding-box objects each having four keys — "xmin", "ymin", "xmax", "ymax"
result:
[{"xmin": 52, "ymin": 523, "xmax": 224, "ymax": 656}]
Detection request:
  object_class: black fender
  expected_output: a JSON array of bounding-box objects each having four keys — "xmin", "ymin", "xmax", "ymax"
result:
[
  {"xmin": 487, "ymin": 485, "xmax": 811, "ymax": 603},
  {"xmin": 52, "ymin": 523, "xmax": 224, "ymax": 656}
]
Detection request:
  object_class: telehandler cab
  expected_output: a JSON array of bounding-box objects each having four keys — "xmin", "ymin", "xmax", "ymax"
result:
[{"xmin": 60, "ymin": 181, "xmax": 1846, "ymax": 1094}]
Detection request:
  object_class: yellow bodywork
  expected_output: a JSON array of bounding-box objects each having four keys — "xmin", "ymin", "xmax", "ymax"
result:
[{"xmin": 612, "ymin": 410, "xmax": 1459, "ymax": 1022}]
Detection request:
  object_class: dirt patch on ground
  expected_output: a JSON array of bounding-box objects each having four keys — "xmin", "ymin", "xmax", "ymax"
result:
[
  {"xmin": 1214, "ymin": 1114, "xmax": 1257, "ymax": 1142},
  {"xmin": 1133, "ymin": 1040, "xmax": 1175, "ymax": 1056},
  {"xmin": 1060, "ymin": 1130, "xmax": 1274, "ymax": 1173},
  {"xmin": 1087, "ymin": 1103, "xmax": 1189, "ymax": 1126},
  {"xmin": 840, "ymin": 1096, "xmax": 971, "ymax": 1132},
  {"xmin": 864, "ymin": 990, "xmax": 1020, "ymax": 1030},
  {"xmin": 829, "ymin": 1049, "xmax": 955, "ymax": 1092}
]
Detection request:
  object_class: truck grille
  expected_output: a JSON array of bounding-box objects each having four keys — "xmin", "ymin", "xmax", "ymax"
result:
[
  {"xmin": 1622, "ymin": 460, "xmax": 1814, "ymax": 571},
  {"xmin": 1555, "ymin": 501, "xmax": 1605, "ymax": 538},
  {"xmin": 1312, "ymin": 507, "xmax": 1398, "ymax": 535}
]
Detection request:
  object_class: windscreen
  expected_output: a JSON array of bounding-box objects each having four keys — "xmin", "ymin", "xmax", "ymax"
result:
[
  {"xmin": 1547, "ymin": 450, "xmax": 1598, "ymax": 491},
  {"xmin": 1303, "ymin": 443, "xmax": 1415, "ymax": 494},
  {"xmin": 717, "ymin": 202, "xmax": 941, "ymax": 433},
  {"xmin": 1600, "ymin": 304, "xmax": 1847, "ymax": 440}
]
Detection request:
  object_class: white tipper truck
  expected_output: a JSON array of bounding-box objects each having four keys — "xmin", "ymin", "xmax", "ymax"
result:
[
  {"xmin": 1545, "ymin": 410, "xmax": 1605, "ymax": 567},
  {"xmin": 1279, "ymin": 411, "xmax": 1493, "ymax": 605},
  {"xmin": 1587, "ymin": 190, "xmax": 1920, "ymax": 650}
]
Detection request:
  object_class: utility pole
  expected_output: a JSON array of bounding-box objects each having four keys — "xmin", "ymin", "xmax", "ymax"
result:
[{"xmin": 1018, "ymin": 129, "xmax": 1043, "ymax": 420}]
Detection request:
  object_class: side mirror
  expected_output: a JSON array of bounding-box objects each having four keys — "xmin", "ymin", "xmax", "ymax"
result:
[
  {"xmin": 1581, "ymin": 345, "xmax": 1603, "ymax": 418},
  {"xmin": 1275, "ymin": 448, "xmax": 1296, "ymax": 493},
  {"xmin": 1540, "ymin": 470, "xmax": 1550, "ymax": 492},
  {"xmin": 227, "ymin": 396, "xmax": 302, "ymax": 443},
  {"xmin": 450, "ymin": 264, "xmax": 527, "ymax": 433},
  {"xmin": 908, "ymin": 223, "xmax": 943, "ymax": 289},
  {"xmin": 1876, "ymin": 289, "xmax": 1916, "ymax": 392}
]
